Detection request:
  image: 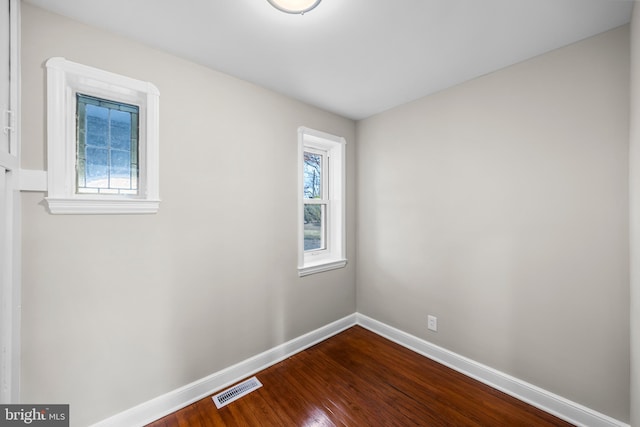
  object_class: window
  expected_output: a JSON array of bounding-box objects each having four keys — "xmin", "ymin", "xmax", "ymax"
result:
[
  {"xmin": 45, "ymin": 57, "xmax": 159, "ymax": 214},
  {"xmin": 298, "ymin": 127, "xmax": 346, "ymax": 276},
  {"xmin": 76, "ymin": 94, "xmax": 139, "ymax": 195}
]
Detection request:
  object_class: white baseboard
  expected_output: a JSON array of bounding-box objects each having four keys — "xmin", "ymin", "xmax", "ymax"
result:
[
  {"xmin": 355, "ymin": 313, "xmax": 629, "ymax": 427},
  {"xmin": 90, "ymin": 314, "xmax": 357, "ymax": 427},
  {"xmin": 92, "ymin": 312, "xmax": 628, "ymax": 427}
]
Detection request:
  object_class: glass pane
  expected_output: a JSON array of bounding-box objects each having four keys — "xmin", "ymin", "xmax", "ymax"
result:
[
  {"xmin": 110, "ymin": 150, "xmax": 132, "ymax": 189},
  {"xmin": 110, "ymin": 109, "xmax": 132, "ymax": 151},
  {"xmin": 76, "ymin": 94, "xmax": 139, "ymax": 194},
  {"xmin": 304, "ymin": 204, "xmax": 325, "ymax": 251},
  {"xmin": 304, "ymin": 152, "xmax": 322, "ymax": 199},
  {"xmin": 85, "ymin": 104, "xmax": 108, "ymax": 147},
  {"xmin": 85, "ymin": 146, "xmax": 108, "ymax": 188}
]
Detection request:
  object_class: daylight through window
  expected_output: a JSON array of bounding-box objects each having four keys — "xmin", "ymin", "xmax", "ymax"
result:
[
  {"xmin": 76, "ymin": 94, "xmax": 139, "ymax": 195},
  {"xmin": 303, "ymin": 149, "xmax": 327, "ymax": 251}
]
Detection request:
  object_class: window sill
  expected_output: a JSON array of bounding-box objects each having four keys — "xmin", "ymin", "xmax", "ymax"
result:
[
  {"xmin": 45, "ymin": 197, "xmax": 160, "ymax": 215},
  {"xmin": 298, "ymin": 259, "xmax": 347, "ymax": 277}
]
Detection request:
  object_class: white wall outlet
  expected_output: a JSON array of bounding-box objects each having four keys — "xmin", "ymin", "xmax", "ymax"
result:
[{"xmin": 427, "ymin": 315, "xmax": 438, "ymax": 332}]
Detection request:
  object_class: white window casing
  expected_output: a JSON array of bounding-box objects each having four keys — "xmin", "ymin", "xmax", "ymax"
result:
[
  {"xmin": 298, "ymin": 126, "xmax": 346, "ymax": 276},
  {"xmin": 45, "ymin": 57, "xmax": 160, "ymax": 214}
]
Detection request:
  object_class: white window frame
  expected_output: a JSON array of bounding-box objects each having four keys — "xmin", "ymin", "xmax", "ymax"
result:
[
  {"xmin": 1, "ymin": 0, "xmax": 20, "ymax": 403},
  {"xmin": 298, "ymin": 127, "xmax": 346, "ymax": 276},
  {"xmin": 45, "ymin": 57, "xmax": 160, "ymax": 214}
]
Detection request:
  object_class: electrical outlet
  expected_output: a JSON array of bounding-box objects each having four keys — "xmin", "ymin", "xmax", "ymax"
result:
[{"xmin": 427, "ymin": 315, "xmax": 438, "ymax": 332}]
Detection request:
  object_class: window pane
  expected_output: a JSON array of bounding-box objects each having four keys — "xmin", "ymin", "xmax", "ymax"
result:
[
  {"xmin": 76, "ymin": 94, "xmax": 139, "ymax": 194},
  {"xmin": 110, "ymin": 110, "xmax": 132, "ymax": 151},
  {"xmin": 85, "ymin": 104, "xmax": 108, "ymax": 147},
  {"xmin": 110, "ymin": 150, "xmax": 132, "ymax": 189},
  {"xmin": 85, "ymin": 146, "xmax": 108, "ymax": 188},
  {"xmin": 304, "ymin": 204, "xmax": 326, "ymax": 251},
  {"xmin": 304, "ymin": 152, "xmax": 322, "ymax": 199}
]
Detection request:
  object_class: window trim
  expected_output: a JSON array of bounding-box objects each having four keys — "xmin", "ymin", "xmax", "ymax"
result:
[
  {"xmin": 298, "ymin": 127, "xmax": 346, "ymax": 276},
  {"xmin": 45, "ymin": 57, "xmax": 160, "ymax": 214}
]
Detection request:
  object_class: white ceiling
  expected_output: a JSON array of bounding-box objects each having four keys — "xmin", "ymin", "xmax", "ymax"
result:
[{"xmin": 24, "ymin": 0, "xmax": 633, "ymax": 120}]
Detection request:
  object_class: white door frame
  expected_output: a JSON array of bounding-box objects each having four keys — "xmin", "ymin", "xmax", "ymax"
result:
[{"xmin": 0, "ymin": 0, "xmax": 21, "ymax": 404}]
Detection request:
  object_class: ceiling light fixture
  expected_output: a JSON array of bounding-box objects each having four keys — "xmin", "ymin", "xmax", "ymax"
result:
[{"xmin": 267, "ymin": 0, "xmax": 321, "ymax": 14}]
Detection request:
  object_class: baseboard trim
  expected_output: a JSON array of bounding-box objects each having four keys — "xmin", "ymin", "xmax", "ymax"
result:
[
  {"xmin": 90, "ymin": 313, "xmax": 357, "ymax": 427},
  {"xmin": 355, "ymin": 313, "xmax": 629, "ymax": 427},
  {"xmin": 92, "ymin": 312, "xmax": 628, "ymax": 427}
]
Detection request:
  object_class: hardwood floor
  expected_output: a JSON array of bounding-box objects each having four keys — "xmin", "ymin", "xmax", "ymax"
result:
[{"xmin": 147, "ymin": 326, "xmax": 574, "ymax": 426}]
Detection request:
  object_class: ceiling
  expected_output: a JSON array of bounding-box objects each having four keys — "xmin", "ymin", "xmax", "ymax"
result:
[{"xmin": 24, "ymin": 0, "xmax": 633, "ymax": 120}]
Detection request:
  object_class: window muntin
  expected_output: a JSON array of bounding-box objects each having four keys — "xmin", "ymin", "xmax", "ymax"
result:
[{"xmin": 76, "ymin": 94, "xmax": 139, "ymax": 195}]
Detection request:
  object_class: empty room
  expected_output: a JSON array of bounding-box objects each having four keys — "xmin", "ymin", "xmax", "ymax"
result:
[{"xmin": 1, "ymin": 0, "xmax": 639, "ymax": 426}]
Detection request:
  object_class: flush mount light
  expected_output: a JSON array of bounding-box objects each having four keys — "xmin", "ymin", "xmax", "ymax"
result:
[{"xmin": 267, "ymin": 0, "xmax": 321, "ymax": 14}]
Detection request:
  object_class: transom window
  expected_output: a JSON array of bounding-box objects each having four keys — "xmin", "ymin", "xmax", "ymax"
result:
[{"xmin": 76, "ymin": 94, "xmax": 139, "ymax": 195}]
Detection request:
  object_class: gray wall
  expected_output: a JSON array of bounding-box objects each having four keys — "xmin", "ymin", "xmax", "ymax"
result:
[
  {"xmin": 356, "ymin": 25, "xmax": 630, "ymax": 422},
  {"xmin": 21, "ymin": 3, "xmax": 633, "ymax": 426},
  {"xmin": 20, "ymin": 4, "xmax": 356, "ymax": 426},
  {"xmin": 630, "ymin": 3, "xmax": 639, "ymax": 426}
]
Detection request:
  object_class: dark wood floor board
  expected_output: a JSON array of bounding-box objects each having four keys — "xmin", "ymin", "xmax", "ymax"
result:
[
  {"xmin": 174, "ymin": 400, "xmax": 216, "ymax": 427},
  {"xmin": 147, "ymin": 326, "xmax": 574, "ymax": 426},
  {"xmin": 313, "ymin": 330, "xmax": 488, "ymax": 425},
  {"xmin": 250, "ymin": 366, "xmax": 319, "ymax": 424},
  {"xmin": 240, "ymin": 385, "xmax": 300, "ymax": 426},
  {"xmin": 278, "ymin": 355, "xmax": 368, "ymax": 425},
  {"xmin": 312, "ymin": 360, "xmax": 451, "ymax": 425},
  {"xmin": 288, "ymin": 341, "xmax": 436, "ymax": 425},
  {"xmin": 312, "ymin": 335, "xmax": 495, "ymax": 426},
  {"xmin": 326, "ymin": 330, "xmax": 540, "ymax": 426}
]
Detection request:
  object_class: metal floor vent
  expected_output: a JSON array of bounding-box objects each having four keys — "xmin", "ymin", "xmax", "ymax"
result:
[{"xmin": 212, "ymin": 377, "xmax": 263, "ymax": 409}]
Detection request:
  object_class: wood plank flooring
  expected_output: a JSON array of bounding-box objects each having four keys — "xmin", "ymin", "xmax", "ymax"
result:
[{"xmin": 147, "ymin": 326, "xmax": 574, "ymax": 426}]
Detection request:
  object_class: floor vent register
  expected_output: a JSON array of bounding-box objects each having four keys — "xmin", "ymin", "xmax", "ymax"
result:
[{"xmin": 212, "ymin": 376, "xmax": 263, "ymax": 409}]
